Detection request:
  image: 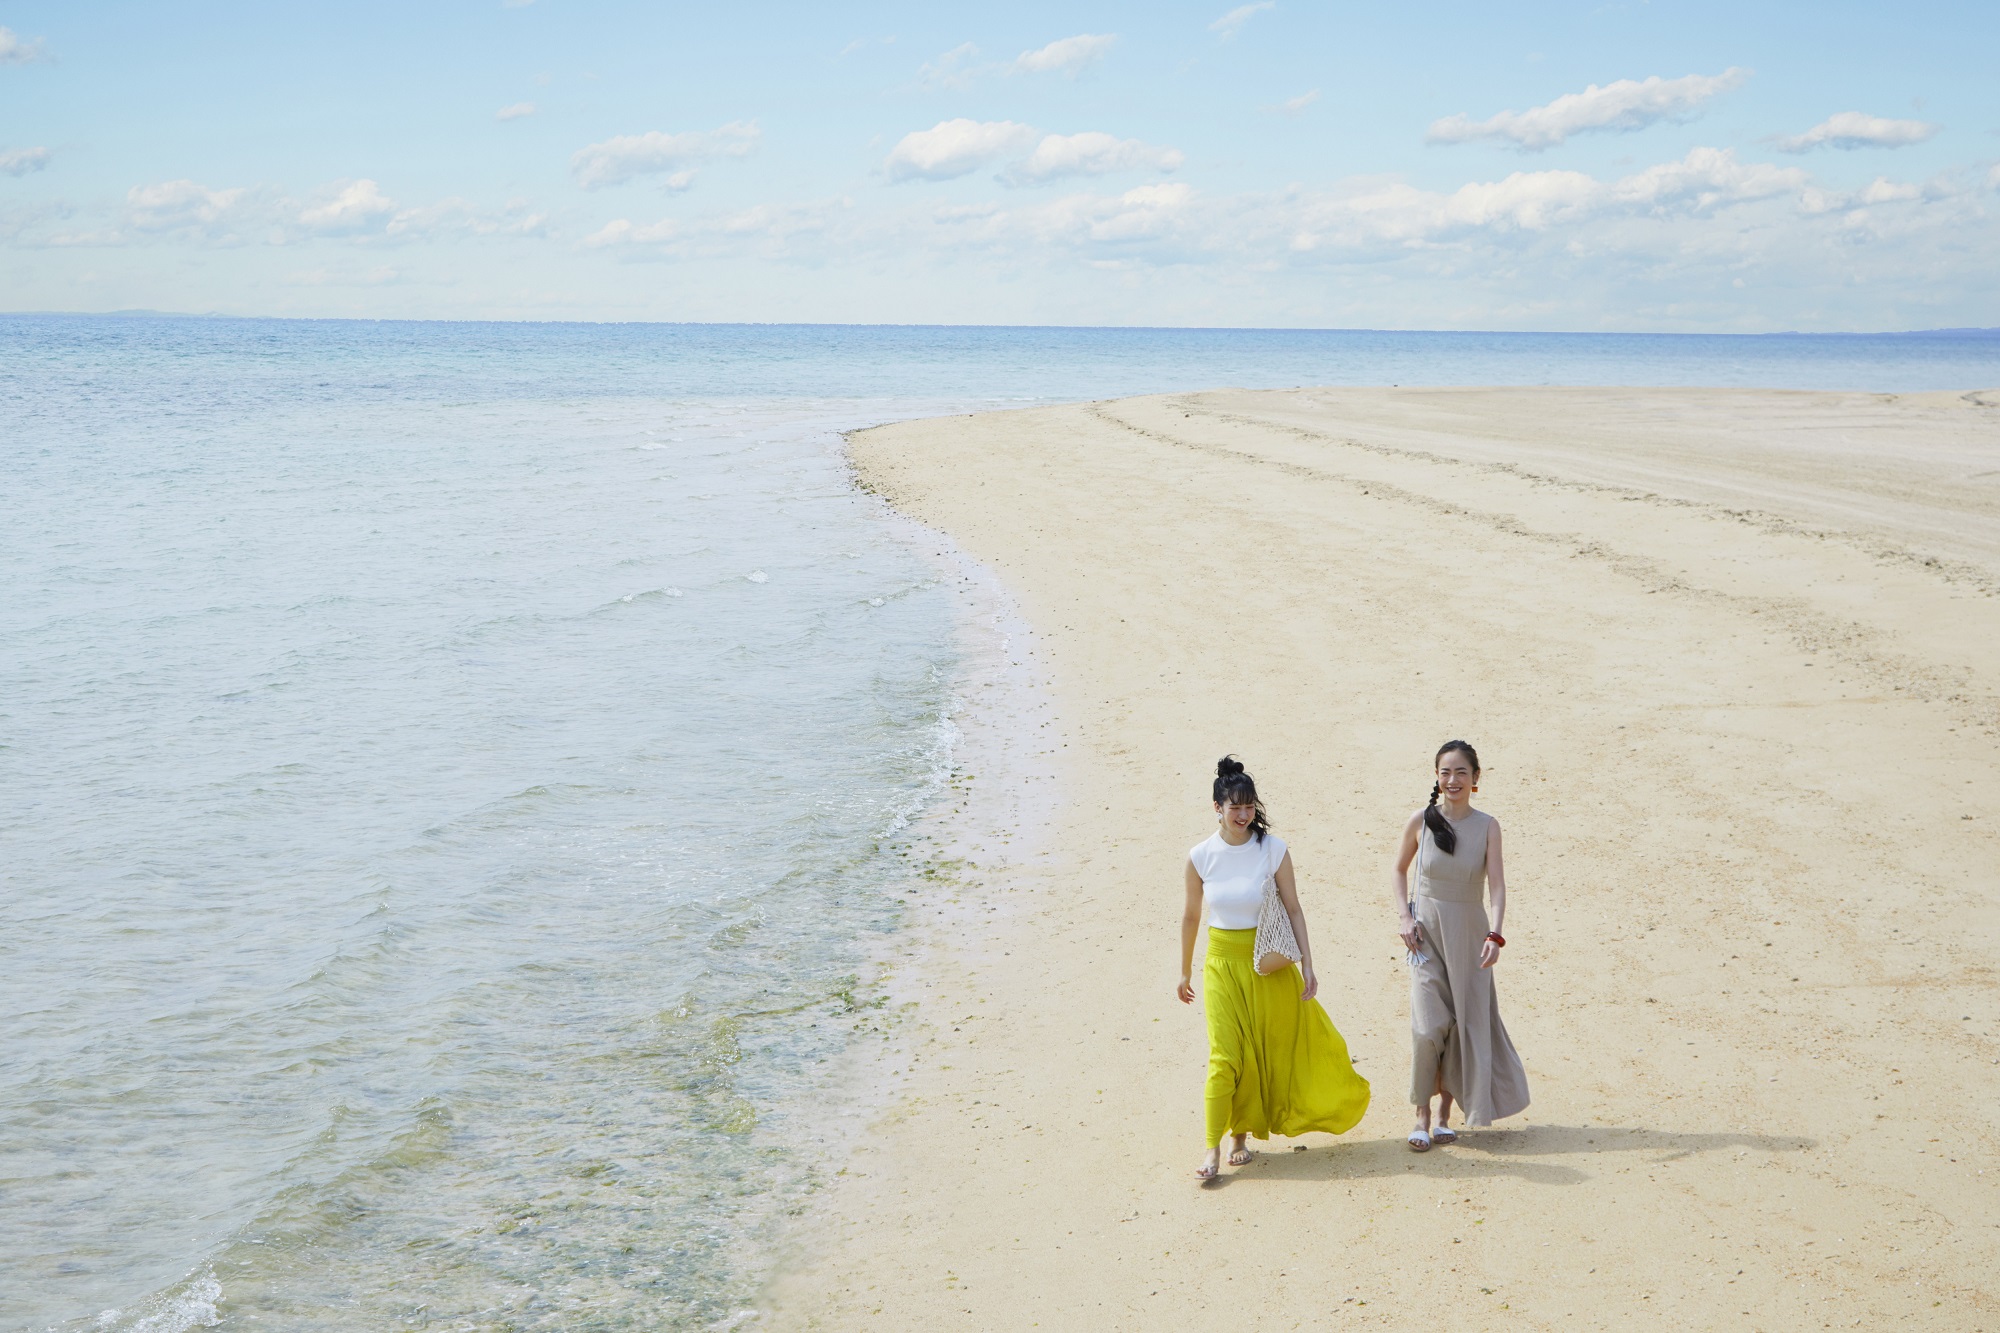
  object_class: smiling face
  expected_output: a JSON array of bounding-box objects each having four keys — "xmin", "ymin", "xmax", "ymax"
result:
[
  {"xmin": 1436, "ymin": 748, "xmax": 1479, "ymax": 802},
  {"xmin": 1216, "ymin": 798, "xmax": 1259, "ymax": 834}
]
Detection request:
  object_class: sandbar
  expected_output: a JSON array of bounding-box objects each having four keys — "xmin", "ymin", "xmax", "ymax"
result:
[{"xmin": 770, "ymin": 385, "xmax": 2000, "ymax": 1328}]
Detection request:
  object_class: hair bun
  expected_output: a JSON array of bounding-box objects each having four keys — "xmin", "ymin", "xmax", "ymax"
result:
[{"xmin": 1216, "ymin": 755, "xmax": 1245, "ymax": 778}]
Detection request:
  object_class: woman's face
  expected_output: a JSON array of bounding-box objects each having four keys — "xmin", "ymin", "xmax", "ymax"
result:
[
  {"xmin": 1216, "ymin": 799, "xmax": 1258, "ymax": 834},
  {"xmin": 1436, "ymin": 752, "xmax": 1478, "ymax": 802}
]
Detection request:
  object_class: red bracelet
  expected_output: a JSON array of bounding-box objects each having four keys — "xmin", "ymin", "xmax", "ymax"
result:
[{"xmin": 1485, "ymin": 932, "xmax": 1506, "ymax": 947}]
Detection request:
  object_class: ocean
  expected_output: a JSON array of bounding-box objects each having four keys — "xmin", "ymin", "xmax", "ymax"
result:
[{"xmin": 3, "ymin": 315, "xmax": 1995, "ymax": 1332}]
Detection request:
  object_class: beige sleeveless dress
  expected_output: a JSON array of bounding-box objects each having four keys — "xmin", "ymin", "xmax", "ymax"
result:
[{"xmin": 1410, "ymin": 809, "xmax": 1530, "ymax": 1125}]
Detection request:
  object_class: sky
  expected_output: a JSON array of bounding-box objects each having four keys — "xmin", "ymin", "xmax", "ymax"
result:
[{"xmin": 2, "ymin": 1, "xmax": 1996, "ymax": 330}]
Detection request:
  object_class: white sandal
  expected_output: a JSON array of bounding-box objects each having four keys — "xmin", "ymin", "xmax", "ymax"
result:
[
  {"xmin": 1429, "ymin": 1124, "xmax": 1458, "ymax": 1145},
  {"xmin": 1407, "ymin": 1127, "xmax": 1431, "ymax": 1152}
]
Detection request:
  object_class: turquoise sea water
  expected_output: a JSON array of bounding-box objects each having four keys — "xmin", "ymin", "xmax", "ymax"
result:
[{"xmin": 3, "ymin": 316, "xmax": 1996, "ymax": 1331}]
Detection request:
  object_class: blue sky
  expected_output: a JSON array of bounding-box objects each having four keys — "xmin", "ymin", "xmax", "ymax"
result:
[{"xmin": 2, "ymin": 1, "xmax": 1996, "ymax": 329}]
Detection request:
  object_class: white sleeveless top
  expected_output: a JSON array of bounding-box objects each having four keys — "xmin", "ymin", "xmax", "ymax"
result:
[{"xmin": 1189, "ymin": 831, "xmax": 1286, "ymax": 930}]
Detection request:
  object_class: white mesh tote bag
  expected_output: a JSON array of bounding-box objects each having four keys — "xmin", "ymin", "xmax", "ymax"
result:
[{"xmin": 1252, "ymin": 839, "xmax": 1301, "ymax": 973}]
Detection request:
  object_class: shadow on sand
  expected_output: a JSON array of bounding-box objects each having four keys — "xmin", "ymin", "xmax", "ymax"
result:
[{"xmin": 1199, "ymin": 1122, "xmax": 1817, "ymax": 1189}]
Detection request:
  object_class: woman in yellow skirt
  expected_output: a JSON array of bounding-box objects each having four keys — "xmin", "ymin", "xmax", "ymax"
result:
[{"xmin": 1178, "ymin": 756, "xmax": 1371, "ymax": 1179}]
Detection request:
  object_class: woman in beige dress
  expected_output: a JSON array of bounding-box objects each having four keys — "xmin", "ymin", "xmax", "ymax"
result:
[{"xmin": 1390, "ymin": 740, "xmax": 1529, "ymax": 1149}]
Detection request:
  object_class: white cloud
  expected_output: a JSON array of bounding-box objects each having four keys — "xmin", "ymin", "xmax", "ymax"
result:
[
  {"xmin": 1037, "ymin": 183, "xmax": 1193, "ymax": 245},
  {"xmin": 886, "ymin": 146, "xmax": 1847, "ymax": 264},
  {"xmin": 114, "ymin": 177, "xmax": 548, "ymax": 246},
  {"xmin": 932, "ymin": 202, "xmax": 998, "ymax": 223},
  {"xmin": 1211, "ymin": 3, "xmax": 1275, "ymax": 39},
  {"xmin": 0, "ymin": 26, "xmax": 46, "ymax": 63},
  {"xmin": 378, "ymin": 211, "xmax": 436, "ymax": 241},
  {"xmin": 585, "ymin": 217, "xmax": 663, "ymax": 247},
  {"xmin": 1776, "ymin": 112, "xmax": 1939, "ymax": 153},
  {"xmin": 570, "ymin": 121, "xmax": 760, "ymax": 189},
  {"xmin": 1437, "ymin": 171, "xmax": 1602, "ymax": 229},
  {"xmin": 1085, "ymin": 183, "xmax": 1194, "ymax": 240},
  {"xmin": 949, "ymin": 183, "xmax": 1201, "ymax": 252},
  {"xmin": 40, "ymin": 228, "xmax": 125, "ymax": 249},
  {"xmin": 298, "ymin": 179, "xmax": 398, "ymax": 233},
  {"xmin": 1309, "ymin": 170, "xmax": 1602, "ymax": 248},
  {"xmin": 888, "ymin": 122, "xmax": 1182, "ymax": 186},
  {"xmin": 1857, "ymin": 177, "xmax": 1922, "ymax": 204},
  {"xmin": 496, "ymin": 101, "xmax": 536, "ymax": 121},
  {"xmin": 541, "ymin": 143, "xmax": 2000, "ymax": 329},
  {"xmin": 585, "ymin": 197, "xmax": 853, "ymax": 255},
  {"xmin": 1427, "ymin": 68, "xmax": 1749, "ymax": 150},
  {"xmin": 917, "ymin": 42, "xmax": 981, "ymax": 90},
  {"xmin": 1014, "ymin": 33, "xmax": 1116, "ymax": 75},
  {"xmin": 126, "ymin": 180, "xmax": 254, "ymax": 236},
  {"xmin": 885, "ymin": 119, "xmax": 1036, "ymax": 182},
  {"xmin": 1284, "ymin": 148, "xmax": 1819, "ymax": 253},
  {"xmin": 1611, "ymin": 147, "xmax": 1808, "ymax": 212},
  {"xmin": 1280, "ymin": 90, "xmax": 1320, "ymax": 116},
  {"xmin": 42, "ymin": 132, "xmax": 1994, "ymax": 330},
  {"xmin": 0, "ymin": 199, "xmax": 94, "ymax": 249},
  {"xmin": 383, "ymin": 196, "xmax": 551, "ymax": 240},
  {"xmin": 1005, "ymin": 132, "xmax": 1184, "ymax": 184},
  {"xmin": 1, "ymin": 146, "xmax": 50, "ymax": 175}
]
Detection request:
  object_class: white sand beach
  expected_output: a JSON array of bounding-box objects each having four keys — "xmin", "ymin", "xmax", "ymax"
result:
[{"xmin": 769, "ymin": 386, "xmax": 2000, "ymax": 1329}]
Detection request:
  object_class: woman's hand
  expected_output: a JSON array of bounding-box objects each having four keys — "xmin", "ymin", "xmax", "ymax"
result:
[
  {"xmin": 1478, "ymin": 938, "xmax": 1500, "ymax": 969},
  {"xmin": 1299, "ymin": 966, "xmax": 1319, "ymax": 1003},
  {"xmin": 1176, "ymin": 974, "xmax": 1195, "ymax": 1004},
  {"xmin": 1397, "ymin": 913, "xmax": 1424, "ymax": 952}
]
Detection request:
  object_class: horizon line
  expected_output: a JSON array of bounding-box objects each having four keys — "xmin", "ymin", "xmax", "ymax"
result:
[{"xmin": 2, "ymin": 310, "xmax": 1998, "ymax": 340}]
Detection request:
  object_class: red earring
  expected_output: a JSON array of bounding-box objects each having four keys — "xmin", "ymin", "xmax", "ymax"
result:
[{"xmin": 1471, "ymin": 784, "xmax": 1479, "ymax": 792}]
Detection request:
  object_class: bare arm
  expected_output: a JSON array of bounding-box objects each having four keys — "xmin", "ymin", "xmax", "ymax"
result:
[
  {"xmin": 1177, "ymin": 860, "xmax": 1203, "ymax": 1003},
  {"xmin": 1390, "ymin": 811, "xmax": 1425, "ymax": 951},
  {"xmin": 1271, "ymin": 851, "xmax": 1319, "ymax": 1001},
  {"xmin": 1480, "ymin": 819, "xmax": 1506, "ymax": 969}
]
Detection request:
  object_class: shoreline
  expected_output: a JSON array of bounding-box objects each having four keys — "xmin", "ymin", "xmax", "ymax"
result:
[
  {"xmin": 767, "ymin": 384, "xmax": 2000, "ymax": 1329},
  {"xmin": 756, "ymin": 488, "xmax": 1069, "ymax": 1319}
]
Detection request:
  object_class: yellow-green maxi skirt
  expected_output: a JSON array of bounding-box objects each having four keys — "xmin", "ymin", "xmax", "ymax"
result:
[{"xmin": 1204, "ymin": 928, "xmax": 1370, "ymax": 1147}]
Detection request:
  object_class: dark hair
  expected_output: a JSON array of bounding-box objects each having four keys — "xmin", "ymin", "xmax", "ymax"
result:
[
  {"xmin": 1422, "ymin": 740, "xmax": 1481, "ymax": 855},
  {"xmin": 1213, "ymin": 755, "xmax": 1271, "ymax": 842}
]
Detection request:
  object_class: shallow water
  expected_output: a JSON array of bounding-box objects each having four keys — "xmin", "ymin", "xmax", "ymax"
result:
[
  {"xmin": 3, "ymin": 382, "xmax": 962, "ymax": 1329},
  {"xmin": 2, "ymin": 316, "xmax": 1994, "ymax": 1331}
]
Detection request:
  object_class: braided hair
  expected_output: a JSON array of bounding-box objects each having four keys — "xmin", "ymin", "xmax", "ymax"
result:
[
  {"xmin": 1422, "ymin": 739, "xmax": 1481, "ymax": 855},
  {"xmin": 1213, "ymin": 755, "xmax": 1271, "ymax": 842}
]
